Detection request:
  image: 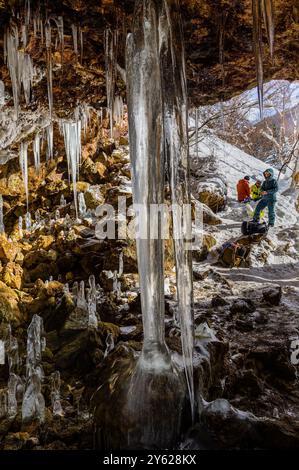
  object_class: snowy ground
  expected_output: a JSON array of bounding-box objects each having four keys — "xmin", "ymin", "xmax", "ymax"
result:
[{"xmin": 191, "ymin": 134, "xmax": 299, "ymax": 287}]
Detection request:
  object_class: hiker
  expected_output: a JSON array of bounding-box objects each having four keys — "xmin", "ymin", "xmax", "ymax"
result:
[
  {"xmin": 250, "ymin": 180, "xmax": 262, "ymax": 201},
  {"xmin": 248, "ymin": 179, "xmax": 264, "ymax": 219},
  {"xmin": 253, "ymin": 168, "xmax": 278, "ymax": 227},
  {"xmin": 237, "ymin": 175, "xmax": 251, "ymax": 202}
]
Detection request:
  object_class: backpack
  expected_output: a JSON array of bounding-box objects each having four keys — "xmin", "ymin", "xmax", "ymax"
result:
[
  {"xmin": 241, "ymin": 220, "xmax": 268, "ymax": 236},
  {"xmin": 219, "ymin": 242, "xmax": 250, "ymax": 268}
]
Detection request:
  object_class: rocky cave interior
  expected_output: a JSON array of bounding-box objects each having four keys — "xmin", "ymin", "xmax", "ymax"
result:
[{"xmin": 0, "ymin": 0, "xmax": 298, "ymax": 451}]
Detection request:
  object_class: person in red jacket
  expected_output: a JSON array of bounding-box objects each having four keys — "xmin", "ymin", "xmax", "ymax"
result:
[{"xmin": 237, "ymin": 176, "xmax": 251, "ymax": 202}]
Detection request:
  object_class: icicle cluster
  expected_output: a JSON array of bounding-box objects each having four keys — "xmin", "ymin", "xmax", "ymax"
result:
[
  {"xmin": 4, "ymin": 23, "xmax": 35, "ymax": 116},
  {"xmin": 3, "ymin": 3, "xmax": 83, "ymax": 117},
  {"xmin": 62, "ymin": 119, "xmax": 82, "ymax": 218},
  {"xmin": 71, "ymin": 275, "xmax": 99, "ymax": 328}
]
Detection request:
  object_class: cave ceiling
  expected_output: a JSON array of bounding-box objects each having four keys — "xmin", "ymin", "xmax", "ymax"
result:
[{"xmin": 0, "ymin": 0, "xmax": 298, "ymax": 111}]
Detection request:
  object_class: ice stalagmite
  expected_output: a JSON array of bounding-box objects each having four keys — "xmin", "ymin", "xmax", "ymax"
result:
[
  {"xmin": 159, "ymin": 0, "xmax": 195, "ymax": 420},
  {"xmin": 22, "ymin": 372, "xmax": 45, "ymax": 423},
  {"xmin": 25, "ymin": 314, "xmax": 44, "ymax": 379},
  {"xmin": 87, "ymin": 275, "xmax": 98, "ymax": 328},
  {"xmin": 77, "ymin": 281, "xmax": 87, "ymax": 310},
  {"xmin": 19, "ymin": 141, "xmax": 29, "ymax": 209},
  {"xmin": 22, "ymin": 314, "xmax": 45, "ymax": 423},
  {"xmin": 7, "ymin": 373, "xmax": 18, "ymax": 418},
  {"xmin": 50, "ymin": 371, "xmax": 64, "ymax": 417},
  {"xmin": 0, "ymin": 390, "xmax": 7, "ymax": 419},
  {"xmin": 7, "ymin": 336, "xmax": 19, "ymax": 373},
  {"xmin": 78, "ymin": 192, "xmax": 86, "ymax": 218}
]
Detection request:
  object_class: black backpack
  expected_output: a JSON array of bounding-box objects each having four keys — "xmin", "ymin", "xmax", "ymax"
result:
[
  {"xmin": 241, "ymin": 220, "xmax": 268, "ymax": 236},
  {"xmin": 219, "ymin": 242, "xmax": 250, "ymax": 268}
]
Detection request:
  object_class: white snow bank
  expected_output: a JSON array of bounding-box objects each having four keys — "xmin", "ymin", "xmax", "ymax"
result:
[{"xmin": 190, "ymin": 133, "xmax": 299, "ymax": 227}]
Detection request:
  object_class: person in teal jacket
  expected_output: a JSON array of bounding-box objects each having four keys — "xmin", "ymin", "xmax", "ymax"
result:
[{"xmin": 253, "ymin": 168, "xmax": 278, "ymax": 227}]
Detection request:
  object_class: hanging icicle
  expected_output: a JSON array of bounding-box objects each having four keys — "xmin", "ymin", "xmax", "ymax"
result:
[
  {"xmin": 195, "ymin": 108, "xmax": 199, "ymax": 158},
  {"xmin": 25, "ymin": 0, "xmax": 31, "ymax": 26},
  {"xmin": 19, "ymin": 141, "xmax": 29, "ymax": 209},
  {"xmin": 5, "ymin": 23, "xmax": 20, "ymax": 115},
  {"xmin": 252, "ymin": 0, "xmax": 275, "ymax": 119},
  {"xmin": 77, "ymin": 103, "xmax": 91, "ymax": 139},
  {"xmin": 71, "ymin": 24, "xmax": 78, "ymax": 56},
  {"xmin": 252, "ymin": 0, "xmax": 264, "ymax": 119},
  {"xmin": 54, "ymin": 16, "xmax": 64, "ymax": 66},
  {"xmin": 104, "ymin": 28, "xmax": 117, "ymax": 138},
  {"xmin": 62, "ymin": 120, "xmax": 82, "ymax": 218},
  {"xmin": 160, "ymin": 0, "xmax": 195, "ymax": 421},
  {"xmin": 113, "ymin": 95, "xmax": 124, "ymax": 125},
  {"xmin": 4, "ymin": 16, "xmax": 35, "ymax": 114},
  {"xmin": 46, "ymin": 123, "xmax": 54, "ymax": 161},
  {"xmin": 21, "ymin": 24, "xmax": 27, "ymax": 48},
  {"xmin": 262, "ymin": 0, "xmax": 274, "ymax": 58},
  {"xmin": 19, "ymin": 51, "xmax": 35, "ymax": 105},
  {"xmin": 33, "ymin": 133, "xmax": 41, "ymax": 175},
  {"xmin": 79, "ymin": 27, "xmax": 84, "ymax": 63},
  {"xmin": 45, "ymin": 20, "xmax": 53, "ymax": 116}
]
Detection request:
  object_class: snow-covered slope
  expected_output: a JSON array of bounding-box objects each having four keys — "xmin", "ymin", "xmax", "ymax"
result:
[{"xmin": 192, "ymin": 133, "xmax": 298, "ymax": 227}]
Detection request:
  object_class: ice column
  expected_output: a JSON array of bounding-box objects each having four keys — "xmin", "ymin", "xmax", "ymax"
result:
[
  {"xmin": 159, "ymin": 0, "xmax": 195, "ymax": 419},
  {"xmin": 126, "ymin": 2, "xmax": 166, "ymax": 353}
]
